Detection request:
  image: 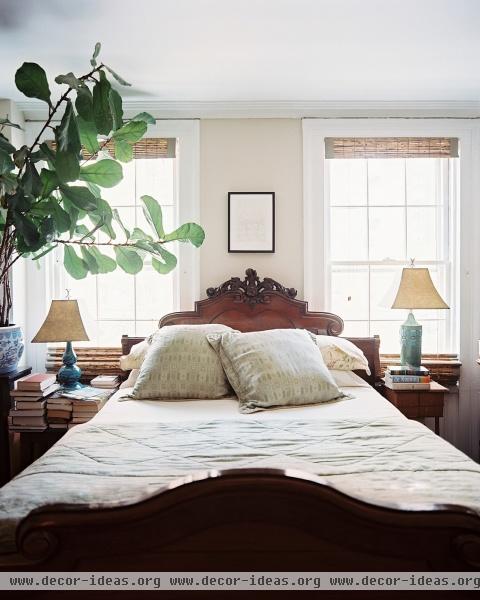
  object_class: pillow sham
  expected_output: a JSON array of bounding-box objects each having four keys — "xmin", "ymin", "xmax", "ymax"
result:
[
  {"xmin": 330, "ymin": 369, "xmax": 369, "ymax": 388},
  {"xmin": 129, "ymin": 324, "xmax": 237, "ymax": 400},
  {"xmin": 312, "ymin": 335, "xmax": 371, "ymax": 375},
  {"xmin": 119, "ymin": 369, "xmax": 139, "ymax": 389},
  {"xmin": 207, "ymin": 328, "xmax": 349, "ymax": 413},
  {"xmin": 119, "ymin": 333, "xmax": 156, "ymax": 371}
]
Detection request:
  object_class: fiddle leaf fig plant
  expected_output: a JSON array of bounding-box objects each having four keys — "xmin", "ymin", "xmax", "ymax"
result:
[{"xmin": 0, "ymin": 43, "xmax": 205, "ymax": 326}]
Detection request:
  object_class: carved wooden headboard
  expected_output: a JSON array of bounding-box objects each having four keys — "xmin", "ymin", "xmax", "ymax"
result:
[{"xmin": 121, "ymin": 268, "xmax": 380, "ymax": 384}]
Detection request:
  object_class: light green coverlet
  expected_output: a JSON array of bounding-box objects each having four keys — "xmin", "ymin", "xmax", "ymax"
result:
[{"xmin": 1, "ymin": 416, "xmax": 480, "ymax": 555}]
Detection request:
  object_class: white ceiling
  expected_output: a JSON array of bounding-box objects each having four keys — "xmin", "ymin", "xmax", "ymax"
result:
[{"xmin": 0, "ymin": 0, "xmax": 479, "ymax": 106}]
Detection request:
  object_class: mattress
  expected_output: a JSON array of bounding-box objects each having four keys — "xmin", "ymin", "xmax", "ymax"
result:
[{"xmin": 1, "ymin": 380, "xmax": 479, "ymax": 556}]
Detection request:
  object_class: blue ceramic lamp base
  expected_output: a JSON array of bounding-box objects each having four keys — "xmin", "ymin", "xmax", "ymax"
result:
[
  {"xmin": 57, "ymin": 341, "xmax": 83, "ymax": 390},
  {"xmin": 400, "ymin": 311, "xmax": 422, "ymax": 368}
]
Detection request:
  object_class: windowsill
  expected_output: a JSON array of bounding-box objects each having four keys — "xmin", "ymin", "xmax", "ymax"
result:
[{"xmin": 380, "ymin": 354, "xmax": 461, "ymax": 387}]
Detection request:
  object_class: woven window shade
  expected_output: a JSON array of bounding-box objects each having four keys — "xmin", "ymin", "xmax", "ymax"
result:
[
  {"xmin": 325, "ymin": 137, "xmax": 458, "ymax": 159},
  {"xmin": 49, "ymin": 137, "xmax": 176, "ymax": 160}
]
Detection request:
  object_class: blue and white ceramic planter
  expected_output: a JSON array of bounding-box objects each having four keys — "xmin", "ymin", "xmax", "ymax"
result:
[{"xmin": 0, "ymin": 325, "xmax": 24, "ymax": 374}]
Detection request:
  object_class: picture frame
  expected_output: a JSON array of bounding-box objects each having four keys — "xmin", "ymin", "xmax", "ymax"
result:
[{"xmin": 228, "ymin": 192, "xmax": 275, "ymax": 253}]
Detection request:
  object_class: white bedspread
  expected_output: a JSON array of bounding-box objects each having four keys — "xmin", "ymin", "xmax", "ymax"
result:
[{"xmin": 1, "ymin": 381, "xmax": 479, "ymax": 555}]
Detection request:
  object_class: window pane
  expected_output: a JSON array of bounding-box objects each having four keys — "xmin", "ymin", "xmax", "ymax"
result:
[
  {"xmin": 135, "ymin": 320, "xmax": 159, "ymax": 337},
  {"xmin": 331, "ymin": 266, "xmax": 369, "ymax": 320},
  {"xmin": 407, "ymin": 206, "xmax": 442, "ymax": 261},
  {"xmin": 97, "ymin": 320, "xmax": 135, "ymax": 347},
  {"xmin": 341, "ymin": 321, "xmax": 369, "ymax": 337},
  {"xmin": 329, "ymin": 159, "xmax": 366, "ymax": 206},
  {"xmin": 136, "ymin": 267, "xmax": 175, "ymax": 320},
  {"xmin": 370, "ymin": 320, "xmax": 404, "ymax": 354},
  {"xmin": 370, "ymin": 265, "xmax": 407, "ymax": 321},
  {"xmin": 368, "ymin": 207, "xmax": 405, "ymax": 261},
  {"xmin": 368, "ymin": 159, "xmax": 405, "ymax": 206},
  {"xmin": 330, "ymin": 207, "xmax": 368, "ymax": 260},
  {"xmin": 97, "ymin": 269, "xmax": 135, "ymax": 320},
  {"xmin": 136, "ymin": 158, "xmax": 175, "ymax": 206},
  {"xmin": 136, "ymin": 205, "xmax": 175, "ymax": 236},
  {"xmin": 406, "ymin": 158, "xmax": 438, "ymax": 206}
]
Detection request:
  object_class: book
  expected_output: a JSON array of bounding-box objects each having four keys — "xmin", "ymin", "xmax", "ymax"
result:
[
  {"xmin": 383, "ymin": 379, "xmax": 430, "ymax": 391},
  {"xmin": 10, "ymin": 383, "xmax": 61, "ymax": 398},
  {"xmin": 47, "ymin": 409, "xmax": 72, "ymax": 419},
  {"xmin": 12, "ymin": 416, "xmax": 47, "ymax": 426},
  {"xmin": 46, "ymin": 401, "xmax": 72, "ymax": 410},
  {"xmin": 90, "ymin": 375, "xmax": 120, "ymax": 389},
  {"xmin": 386, "ymin": 366, "xmax": 430, "ymax": 376},
  {"xmin": 49, "ymin": 423, "xmax": 69, "ymax": 430},
  {"xmin": 16, "ymin": 373, "xmax": 57, "ymax": 391},
  {"xmin": 385, "ymin": 375, "xmax": 431, "ymax": 384},
  {"xmin": 9, "ymin": 409, "xmax": 45, "ymax": 417},
  {"xmin": 10, "ymin": 426, "xmax": 47, "ymax": 432},
  {"xmin": 60, "ymin": 386, "xmax": 108, "ymax": 400},
  {"xmin": 15, "ymin": 400, "xmax": 47, "ymax": 410}
]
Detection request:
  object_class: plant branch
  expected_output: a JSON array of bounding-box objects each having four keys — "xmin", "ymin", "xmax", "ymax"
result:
[{"xmin": 52, "ymin": 238, "xmax": 166, "ymax": 248}]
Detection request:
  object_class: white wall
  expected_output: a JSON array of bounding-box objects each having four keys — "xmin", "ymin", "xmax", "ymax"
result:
[{"xmin": 199, "ymin": 119, "xmax": 303, "ymax": 296}]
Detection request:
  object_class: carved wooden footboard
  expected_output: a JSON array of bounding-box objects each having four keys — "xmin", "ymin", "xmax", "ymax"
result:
[{"xmin": 10, "ymin": 469, "xmax": 480, "ymax": 571}]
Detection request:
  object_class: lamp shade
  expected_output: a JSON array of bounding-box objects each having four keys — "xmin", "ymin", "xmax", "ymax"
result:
[
  {"xmin": 32, "ymin": 300, "xmax": 89, "ymax": 343},
  {"xmin": 391, "ymin": 268, "xmax": 449, "ymax": 310}
]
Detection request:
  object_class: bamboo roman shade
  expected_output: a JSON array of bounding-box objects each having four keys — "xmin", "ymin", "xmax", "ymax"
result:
[
  {"xmin": 325, "ymin": 137, "xmax": 458, "ymax": 159},
  {"xmin": 50, "ymin": 137, "xmax": 177, "ymax": 160}
]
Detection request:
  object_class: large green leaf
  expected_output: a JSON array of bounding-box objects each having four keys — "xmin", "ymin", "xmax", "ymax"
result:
[
  {"xmin": 32, "ymin": 244, "xmax": 57, "ymax": 261},
  {"xmin": 163, "ymin": 223, "xmax": 205, "ymax": 248},
  {"xmin": 92, "ymin": 70, "xmax": 113, "ymax": 135},
  {"xmin": 89, "ymin": 246, "xmax": 117, "ymax": 273},
  {"xmin": 15, "ymin": 62, "xmax": 51, "ymax": 105},
  {"xmin": 79, "ymin": 159, "xmax": 122, "ymax": 188},
  {"xmin": 141, "ymin": 195, "xmax": 164, "ymax": 238},
  {"xmin": 64, "ymin": 245, "xmax": 88, "ymax": 279},
  {"xmin": 0, "ymin": 118, "xmax": 22, "ymax": 130},
  {"xmin": 131, "ymin": 112, "xmax": 155, "ymax": 125},
  {"xmin": 114, "ymin": 246, "xmax": 143, "ymax": 274},
  {"xmin": 90, "ymin": 42, "xmax": 101, "ymax": 67},
  {"xmin": 112, "ymin": 208, "xmax": 130, "ymax": 240},
  {"xmin": 55, "ymin": 72, "xmax": 84, "ymax": 90},
  {"xmin": 0, "ymin": 149, "xmax": 14, "ymax": 175},
  {"xmin": 114, "ymin": 139, "xmax": 133, "ymax": 162},
  {"xmin": 0, "ymin": 134, "xmax": 16, "ymax": 154},
  {"xmin": 80, "ymin": 246, "xmax": 100, "ymax": 274},
  {"xmin": 104, "ymin": 65, "xmax": 131, "ymax": 86},
  {"xmin": 77, "ymin": 116, "xmax": 100, "ymax": 155},
  {"xmin": 75, "ymin": 87, "xmax": 94, "ymax": 122},
  {"xmin": 21, "ymin": 162, "xmax": 42, "ymax": 196},
  {"xmin": 152, "ymin": 246, "xmax": 177, "ymax": 274},
  {"xmin": 12, "ymin": 212, "xmax": 41, "ymax": 250},
  {"xmin": 55, "ymin": 100, "xmax": 81, "ymax": 183},
  {"xmin": 60, "ymin": 186, "xmax": 98, "ymax": 211},
  {"xmin": 112, "ymin": 120, "xmax": 147, "ymax": 143},
  {"xmin": 48, "ymin": 201, "xmax": 71, "ymax": 233},
  {"xmin": 13, "ymin": 145, "xmax": 28, "ymax": 169},
  {"xmin": 130, "ymin": 227, "xmax": 152, "ymax": 241},
  {"xmin": 40, "ymin": 169, "xmax": 59, "ymax": 198},
  {"xmin": 108, "ymin": 89, "xmax": 123, "ymax": 131},
  {"xmin": 88, "ymin": 198, "xmax": 116, "ymax": 239}
]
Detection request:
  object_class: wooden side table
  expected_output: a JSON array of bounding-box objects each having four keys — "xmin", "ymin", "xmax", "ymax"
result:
[
  {"xmin": 0, "ymin": 366, "xmax": 32, "ymax": 485},
  {"xmin": 382, "ymin": 380, "xmax": 448, "ymax": 435}
]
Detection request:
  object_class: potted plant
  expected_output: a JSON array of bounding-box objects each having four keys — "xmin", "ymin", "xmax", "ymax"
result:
[{"xmin": 0, "ymin": 43, "xmax": 204, "ymax": 373}]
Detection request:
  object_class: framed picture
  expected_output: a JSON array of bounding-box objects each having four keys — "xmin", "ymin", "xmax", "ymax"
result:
[{"xmin": 228, "ymin": 192, "xmax": 275, "ymax": 253}]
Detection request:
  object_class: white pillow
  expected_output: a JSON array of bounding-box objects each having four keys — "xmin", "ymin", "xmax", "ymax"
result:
[
  {"xmin": 119, "ymin": 369, "xmax": 139, "ymax": 389},
  {"xmin": 119, "ymin": 334, "xmax": 156, "ymax": 371},
  {"xmin": 330, "ymin": 369, "xmax": 369, "ymax": 388},
  {"xmin": 313, "ymin": 335, "xmax": 371, "ymax": 375}
]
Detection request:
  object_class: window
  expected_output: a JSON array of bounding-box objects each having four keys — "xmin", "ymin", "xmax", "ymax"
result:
[
  {"xmin": 55, "ymin": 147, "xmax": 178, "ymax": 346},
  {"xmin": 324, "ymin": 138, "xmax": 458, "ymax": 354}
]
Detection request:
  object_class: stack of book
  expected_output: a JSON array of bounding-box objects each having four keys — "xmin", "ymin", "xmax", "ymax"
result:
[
  {"xmin": 383, "ymin": 366, "xmax": 431, "ymax": 390},
  {"xmin": 62, "ymin": 386, "xmax": 115, "ymax": 428},
  {"xmin": 9, "ymin": 374, "xmax": 60, "ymax": 431},
  {"xmin": 46, "ymin": 395, "xmax": 73, "ymax": 430},
  {"xmin": 90, "ymin": 375, "xmax": 120, "ymax": 389}
]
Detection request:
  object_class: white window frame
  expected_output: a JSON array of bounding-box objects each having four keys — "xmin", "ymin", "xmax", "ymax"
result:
[
  {"xmin": 24, "ymin": 119, "xmax": 200, "ymax": 371},
  {"xmin": 303, "ymin": 118, "xmax": 480, "ymax": 459}
]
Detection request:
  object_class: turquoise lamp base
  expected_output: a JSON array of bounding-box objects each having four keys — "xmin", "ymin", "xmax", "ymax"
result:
[
  {"xmin": 400, "ymin": 311, "xmax": 422, "ymax": 368},
  {"xmin": 57, "ymin": 341, "xmax": 83, "ymax": 390}
]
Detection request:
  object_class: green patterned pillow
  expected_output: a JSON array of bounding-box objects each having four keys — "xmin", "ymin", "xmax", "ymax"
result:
[
  {"xmin": 207, "ymin": 329, "xmax": 349, "ymax": 413},
  {"xmin": 129, "ymin": 324, "xmax": 237, "ymax": 400}
]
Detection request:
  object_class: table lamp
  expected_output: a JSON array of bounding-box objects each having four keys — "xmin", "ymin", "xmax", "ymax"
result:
[
  {"xmin": 32, "ymin": 300, "xmax": 89, "ymax": 390},
  {"xmin": 391, "ymin": 267, "xmax": 449, "ymax": 368}
]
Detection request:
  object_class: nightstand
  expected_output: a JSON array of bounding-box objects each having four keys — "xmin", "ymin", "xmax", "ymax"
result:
[
  {"xmin": 382, "ymin": 380, "xmax": 448, "ymax": 435},
  {"xmin": 0, "ymin": 366, "xmax": 32, "ymax": 485}
]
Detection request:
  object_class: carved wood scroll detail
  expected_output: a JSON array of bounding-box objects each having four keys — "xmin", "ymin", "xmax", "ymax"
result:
[{"xmin": 206, "ymin": 268, "xmax": 297, "ymax": 305}]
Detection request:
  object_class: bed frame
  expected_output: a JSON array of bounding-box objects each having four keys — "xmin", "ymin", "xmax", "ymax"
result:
[{"xmin": 3, "ymin": 269, "xmax": 480, "ymax": 585}]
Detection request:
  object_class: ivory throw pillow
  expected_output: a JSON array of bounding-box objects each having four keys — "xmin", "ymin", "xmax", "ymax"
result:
[
  {"xmin": 119, "ymin": 333, "xmax": 157, "ymax": 371},
  {"xmin": 207, "ymin": 328, "xmax": 349, "ymax": 413},
  {"xmin": 119, "ymin": 369, "xmax": 139, "ymax": 389},
  {"xmin": 129, "ymin": 324, "xmax": 237, "ymax": 400},
  {"xmin": 313, "ymin": 335, "xmax": 371, "ymax": 375}
]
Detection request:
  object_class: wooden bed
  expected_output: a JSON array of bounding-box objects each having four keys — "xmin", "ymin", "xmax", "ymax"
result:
[{"xmin": 3, "ymin": 269, "xmax": 480, "ymax": 582}]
